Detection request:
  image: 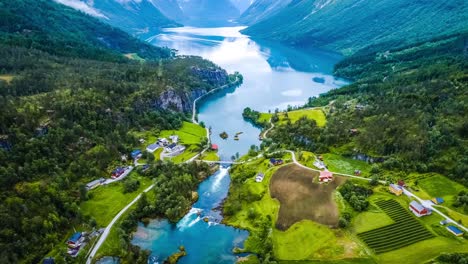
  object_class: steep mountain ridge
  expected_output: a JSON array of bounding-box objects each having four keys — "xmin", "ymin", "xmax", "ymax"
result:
[
  {"xmin": 177, "ymin": 0, "xmax": 240, "ymax": 26},
  {"xmin": 242, "ymin": 0, "xmax": 468, "ymax": 55},
  {"xmin": 150, "ymin": 0, "xmax": 185, "ymax": 22},
  {"xmin": 1, "ymin": 0, "xmax": 172, "ymax": 61},
  {"xmin": 239, "ymin": 0, "xmax": 292, "ymax": 25},
  {"xmin": 55, "ymin": 0, "xmax": 180, "ymax": 35}
]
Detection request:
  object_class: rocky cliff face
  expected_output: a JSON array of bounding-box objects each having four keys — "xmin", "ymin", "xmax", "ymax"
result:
[
  {"xmin": 190, "ymin": 66, "xmax": 228, "ymax": 87},
  {"xmin": 154, "ymin": 67, "xmax": 229, "ymax": 112}
]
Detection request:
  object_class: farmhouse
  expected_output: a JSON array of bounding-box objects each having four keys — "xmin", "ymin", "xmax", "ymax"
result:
[
  {"xmin": 270, "ymin": 158, "xmax": 284, "ymax": 166},
  {"xmin": 169, "ymin": 135, "xmax": 179, "ymax": 143},
  {"xmin": 165, "ymin": 143, "xmax": 186, "ymax": 156},
  {"xmin": 389, "ymin": 184, "xmax": 403, "ymax": 196},
  {"xmin": 446, "ymin": 225, "xmax": 464, "ymax": 237},
  {"xmin": 67, "ymin": 232, "xmax": 82, "ymax": 248},
  {"xmin": 111, "ymin": 167, "xmax": 125, "ymax": 178},
  {"xmin": 85, "ymin": 178, "xmax": 105, "ymax": 190},
  {"xmin": 432, "ymin": 197, "xmax": 444, "ymax": 205},
  {"xmin": 146, "ymin": 143, "xmax": 160, "ymax": 153},
  {"xmin": 319, "ymin": 170, "xmax": 334, "ymax": 182},
  {"xmin": 158, "ymin": 138, "xmax": 169, "ymax": 146},
  {"xmin": 131, "ymin": 150, "xmax": 142, "ymax": 159},
  {"xmin": 255, "ymin": 173, "xmax": 265, "ymax": 182},
  {"xmin": 409, "ymin": 201, "xmax": 431, "ymax": 217}
]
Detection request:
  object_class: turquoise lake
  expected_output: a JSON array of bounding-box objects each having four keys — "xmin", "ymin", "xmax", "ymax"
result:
[{"xmin": 131, "ymin": 26, "xmax": 345, "ymax": 263}]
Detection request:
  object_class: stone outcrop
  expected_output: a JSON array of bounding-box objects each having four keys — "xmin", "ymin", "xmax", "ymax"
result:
[
  {"xmin": 191, "ymin": 66, "xmax": 228, "ymax": 87},
  {"xmin": 153, "ymin": 67, "xmax": 230, "ymax": 112}
]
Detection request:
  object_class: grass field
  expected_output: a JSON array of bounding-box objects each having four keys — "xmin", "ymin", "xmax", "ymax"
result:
[
  {"xmin": 417, "ymin": 174, "xmax": 467, "ymax": 202},
  {"xmin": 270, "ymin": 164, "xmax": 346, "ymax": 229},
  {"xmin": 124, "ymin": 53, "xmax": 145, "ymax": 61},
  {"xmin": 259, "ymin": 108, "xmax": 327, "ymax": 127},
  {"xmin": 200, "ymin": 150, "xmax": 220, "ymax": 161},
  {"xmin": 0, "ymin": 74, "xmax": 14, "ymax": 83},
  {"xmin": 80, "ymin": 173, "xmax": 152, "ymax": 226},
  {"xmin": 357, "ymin": 200, "xmax": 434, "ymax": 254},
  {"xmin": 159, "ymin": 122, "xmax": 206, "ymax": 145},
  {"xmin": 352, "ymin": 211, "xmax": 394, "ymax": 234},
  {"xmin": 322, "ymin": 153, "xmax": 372, "ymax": 176}
]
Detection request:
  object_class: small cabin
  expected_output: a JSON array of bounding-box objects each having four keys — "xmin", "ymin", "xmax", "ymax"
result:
[
  {"xmin": 255, "ymin": 173, "xmax": 265, "ymax": 183},
  {"xmin": 211, "ymin": 144, "xmax": 219, "ymax": 151},
  {"xmin": 432, "ymin": 197, "xmax": 444, "ymax": 205},
  {"xmin": 43, "ymin": 257, "xmax": 55, "ymax": 264},
  {"xmin": 409, "ymin": 201, "xmax": 431, "ymax": 217},
  {"xmin": 389, "ymin": 184, "xmax": 403, "ymax": 196},
  {"xmin": 397, "ymin": 180, "xmax": 406, "ymax": 187},
  {"xmin": 131, "ymin": 150, "xmax": 142, "ymax": 159},
  {"xmin": 86, "ymin": 178, "xmax": 105, "ymax": 190},
  {"xmin": 319, "ymin": 170, "xmax": 334, "ymax": 182},
  {"xmin": 270, "ymin": 158, "xmax": 284, "ymax": 166},
  {"xmin": 446, "ymin": 225, "xmax": 464, "ymax": 237},
  {"xmin": 111, "ymin": 167, "xmax": 125, "ymax": 178},
  {"xmin": 67, "ymin": 232, "xmax": 82, "ymax": 248},
  {"xmin": 146, "ymin": 143, "xmax": 159, "ymax": 153},
  {"xmin": 354, "ymin": 170, "xmax": 362, "ymax": 176}
]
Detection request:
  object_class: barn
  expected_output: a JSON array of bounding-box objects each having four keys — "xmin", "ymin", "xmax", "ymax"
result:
[
  {"xmin": 409, "ymin": 201, "xmax": 431, "ymax": 217},
  {"xmin": 319, "ymin": 170, "xmax": 333, "ymax": 182}
]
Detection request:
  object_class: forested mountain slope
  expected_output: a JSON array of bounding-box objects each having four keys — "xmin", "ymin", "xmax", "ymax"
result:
[
  {"xmin": 0, "ymin": 0, "xmax": 233, "ymax": 262},
  {"xmin": 278, "ymin": 32, "xmax": 468, "ymax": 186},
  {"xmin": 55, "ymin": 0, "xmax": 180, "ymax": 36},
  {"xmin": 239, "ymin": 0, "xmax": 292, "ymax": 25},
  {"xmin": 150, "ymin": 0, "xmax": 186, "ymax": 22},
  {"xmin": 0, "ymin": 0, "xmax": 172, "ymax": 61},
  {"xmin": 242, "ymin": 0, "xmax": 468, "ymax": 55}
]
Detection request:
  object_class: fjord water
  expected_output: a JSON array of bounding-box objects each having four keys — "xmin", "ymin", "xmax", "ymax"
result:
[
  {"xmin": 147, "ymin": 27, "xmax": 346, "ymax": 160},
  {"xmin": 131, "ymin": 27, "xmax": 345, "ymax": 263}
]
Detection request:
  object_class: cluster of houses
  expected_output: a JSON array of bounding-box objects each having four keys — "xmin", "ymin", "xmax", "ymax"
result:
[{"xmin": 144, "ymin": 136, "xmax": 186, "ymax": 157}]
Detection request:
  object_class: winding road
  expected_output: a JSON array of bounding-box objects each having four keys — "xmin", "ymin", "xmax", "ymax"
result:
[{"xmin": 86, "ymin": 184, "xmax": 155, "ymax": 264}]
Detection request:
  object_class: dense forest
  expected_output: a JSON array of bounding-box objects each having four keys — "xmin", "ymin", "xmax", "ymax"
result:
[
  {"xmin": 0, "ymin": 0, "xmax": 233, "ymax": 263},
  {"xmin": 266, "ymin": 32, "xmax": 468, "ymax": 186}
]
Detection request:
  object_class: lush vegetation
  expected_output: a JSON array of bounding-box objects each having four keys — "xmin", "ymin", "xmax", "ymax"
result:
[
  {"xmin": 339, "ymin": 182, "xmax": 373, "ymax": 212},
  {"xmin": 0, "ymin": 0, "xmax": 233, "ymax": 262},
  {"xmin": 264, "ymin": 33, "xmax": 468, "ymax": 187},
  {"xmin": 357, "ymin": 200, "xmax": 434, "ymax": 254},
  {"xmin": 242, "ymin": 0, "xmax": 468, "ymax": 55}
]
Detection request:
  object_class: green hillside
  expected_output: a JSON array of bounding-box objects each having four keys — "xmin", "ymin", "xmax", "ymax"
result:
[{"xmin": 242, "ymin": 0, "xmax": 468, "ymax": 55}]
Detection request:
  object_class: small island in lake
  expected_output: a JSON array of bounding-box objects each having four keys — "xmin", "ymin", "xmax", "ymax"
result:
[{"xmin": 219, "ymin": 131, "xmax": 228, "ymax": 139}]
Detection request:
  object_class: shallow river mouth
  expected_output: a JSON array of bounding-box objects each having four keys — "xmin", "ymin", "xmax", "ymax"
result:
[{"xmin": 131, "ymin": 26, "xmax": 346, "ymax": 263}]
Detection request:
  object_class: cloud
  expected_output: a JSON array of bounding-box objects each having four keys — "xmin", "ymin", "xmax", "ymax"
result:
[{"xmin": 54, "ymin": 0, "xmax": 108, "ymax": 19}]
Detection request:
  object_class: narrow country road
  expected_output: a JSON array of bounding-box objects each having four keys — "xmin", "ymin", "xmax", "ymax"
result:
[{"xmin": 86, "ymin": 184, "xmax": 155, "ymax": 264}]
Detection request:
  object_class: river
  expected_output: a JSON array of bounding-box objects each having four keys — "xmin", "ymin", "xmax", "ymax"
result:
[{"xmin": 130, "ymin": 26, "xmax": 345, "ymax": 263}]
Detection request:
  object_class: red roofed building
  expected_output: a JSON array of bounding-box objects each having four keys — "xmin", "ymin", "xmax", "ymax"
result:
[
  {"xmin": 211, "ymin": 144, "xmax": 219, "ymax": 151},
  {"xmin": 319, "ymin": 170, "xmax": 333, "ymax": 182}
]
